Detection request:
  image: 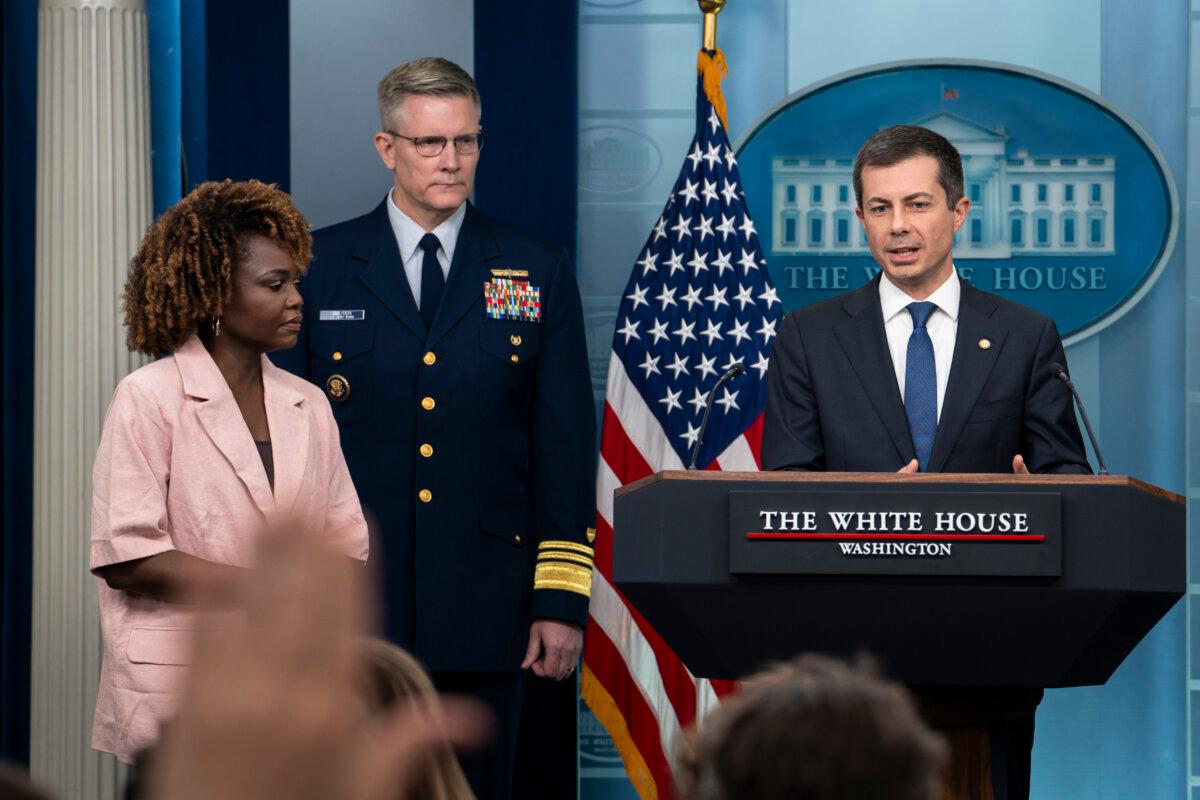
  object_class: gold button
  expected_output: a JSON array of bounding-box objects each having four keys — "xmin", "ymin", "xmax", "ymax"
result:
[
  {"xmin": 514, "ymin": 534, "xmax": 522, "ymax": 544},
  {"xmin": 510, "ymin": 354, "xmax": 519, "ymax": 364},
  {"xmin": 421, "ymin": 396, "xmax": 436, "ymax": 411},
  {"xmin": 510, "ymin": 335, "xmax": 522, "ymax": 346},
  {"xmin": 423, "ymin": 351, "xmax": 436, "ymax": 366},
  {"xmin": 332, "ymin": 351, "xmax": 343, "ymax": 361},
  {"xmin": 419, "ymin": 443, "xmax": 433, "ymax": 458},
  {"xmin": 979, "ymin": 338, "xmax": 992, "ymax": 350},
  {"xmin": 418, "ymin": 489, "xmax": 432, "ymax": 503}
]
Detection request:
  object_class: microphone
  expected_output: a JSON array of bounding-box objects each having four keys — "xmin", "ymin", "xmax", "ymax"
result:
[
  {"xmin": 1050, "ymin": 362, "xmax": 1108, "ymax": 475},
  {"xmin": 688, "ymin": 362, "xmax": 745, "ymax": 470}
]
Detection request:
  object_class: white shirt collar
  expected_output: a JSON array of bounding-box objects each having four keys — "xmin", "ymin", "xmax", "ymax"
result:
[
  {"xmin": 879, "ymin": 267, "xmax": 962, "ymax": 324},
  {"xmin": 385, "ymin": 192, "xmax": 467, "ymax": 263}
]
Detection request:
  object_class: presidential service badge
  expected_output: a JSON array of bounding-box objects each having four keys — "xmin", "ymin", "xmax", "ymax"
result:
[
  {"xmin": 325, "ymin": 373, "xmax": 349, "ymax": 402},
  {"xmin": 484, "ymin": 277, "xmax": 541, "ymax": 322}
]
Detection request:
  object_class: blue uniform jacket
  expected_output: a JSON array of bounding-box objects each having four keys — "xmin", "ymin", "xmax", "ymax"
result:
[{"xmin": 272, "ymin": 200, "xmax": 597, "ymax": 671}]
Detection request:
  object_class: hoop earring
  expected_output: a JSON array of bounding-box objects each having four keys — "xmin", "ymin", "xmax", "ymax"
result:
[{"xmin": 212, "ymin": 317, "xmax": 222, "ymax": 337}]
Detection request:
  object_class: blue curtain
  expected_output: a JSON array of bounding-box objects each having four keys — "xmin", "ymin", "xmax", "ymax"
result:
[
  {"xmin": 0, "ymin": 0, "xmax": 38, "ymax": 767},
  {"xmin": 473, "ymin": 4, "xmax": 582, "ymax": 798}
]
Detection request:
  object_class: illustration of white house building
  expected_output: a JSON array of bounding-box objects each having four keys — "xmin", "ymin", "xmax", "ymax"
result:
[{"xmin": 770, "ymin": 111, "xmax": 1115, "ymax": 258}]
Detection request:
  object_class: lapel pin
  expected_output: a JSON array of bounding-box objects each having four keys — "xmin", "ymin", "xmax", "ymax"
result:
[{"xmin": 978, "ymin": 338, "xmax": 992, "ymax": 350}]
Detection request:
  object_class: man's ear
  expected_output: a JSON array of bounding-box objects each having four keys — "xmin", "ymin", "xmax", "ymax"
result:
[
  {"xmin": 951, "ymin": 196, "xmax": 970, "ymax": 232},
  {"xmin": 373, "ymin": 132, "xmax": 396, "ymax": 170}
]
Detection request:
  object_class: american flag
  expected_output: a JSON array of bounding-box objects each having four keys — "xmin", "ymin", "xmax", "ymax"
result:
[{"xmin": 581, "ymin": 51, "xmax": 784, "ymax": 799}]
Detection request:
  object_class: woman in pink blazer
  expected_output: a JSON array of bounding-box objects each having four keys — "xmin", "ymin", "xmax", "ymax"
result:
[{"xmin": 89, "ymin": 180, "xmax": 369, "ymax": 763}]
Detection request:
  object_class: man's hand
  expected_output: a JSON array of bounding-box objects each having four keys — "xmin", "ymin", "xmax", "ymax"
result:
[
  {"xmin": 897, "ymin": 459, "xmax": 919, "ymax": 473},
  {"xmin": 148, "ymin": 519, "xmax": 488, "ymax": 800},
  {"xmin": 521, "ymin": 619, "xmax": 583, "ymax": 681},
  {"xmin": 1012, "ymin": 454, "xmax": 1030, "ymax": 474}
]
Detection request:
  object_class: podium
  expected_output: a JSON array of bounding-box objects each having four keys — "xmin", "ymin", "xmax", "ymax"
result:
[{"xmin": 613, "ymin": 471, "xmax": 1184, "ymax": 685}]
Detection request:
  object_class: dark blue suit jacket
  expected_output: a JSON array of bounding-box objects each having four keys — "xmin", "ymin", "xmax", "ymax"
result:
[
  {"xmin": 762, "ymin": 276, "xmax": 1090, "ymax": 474},
  {"xmin": 272, "ymin": 200, "xmax": 596, "ymax": 671}
]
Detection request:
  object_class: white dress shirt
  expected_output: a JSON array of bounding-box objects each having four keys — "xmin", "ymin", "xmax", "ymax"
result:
[
  {"xmin": 879, "ymin": 269, "xmax": 961, "ymax": 422},
  {"xmin": 385, "ymin": 192, "xmax": 466, "ymax": 306}
]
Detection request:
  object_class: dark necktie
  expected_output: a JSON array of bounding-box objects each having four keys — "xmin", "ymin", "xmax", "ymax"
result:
[
  {"xmin": 418, "ymin": 232, "xmax": 444, "ymax": 330},
  {"xmin": 904, "ymin": 301, "xmax": 937, "ymax": 472}
]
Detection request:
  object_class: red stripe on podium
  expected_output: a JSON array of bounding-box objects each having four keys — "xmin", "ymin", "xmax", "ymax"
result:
[{"xmin": 745, "ymin": 532, "xmax": 1046, "ymax": 542}]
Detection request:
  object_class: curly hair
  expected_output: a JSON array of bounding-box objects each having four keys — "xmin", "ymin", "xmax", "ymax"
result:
[{"xmin": 123, "ymin": 179, "xmax": 312, "ymax": 355}]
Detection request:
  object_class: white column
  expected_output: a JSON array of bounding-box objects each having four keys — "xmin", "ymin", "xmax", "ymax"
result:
[{"xmin": 32, "ymin": 0, "xmax": 151, "ymax": 797}]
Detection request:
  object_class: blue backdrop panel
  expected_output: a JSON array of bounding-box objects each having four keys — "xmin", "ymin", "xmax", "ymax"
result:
[
  {"xmin": 203, "ymin": 0, "xmax": 289, "ymax": 190},
  {"xmin": 473, "ymin": 5, "xmax": 582, "ymax": 798},
  {"xmin": 474, "ymin": 2, "xmax": 578, "ymax": 261},
  {"xmin": 0, "ymin": 0, "xmax": 38, "ymax": 767},
  {"xmin": 150, "ymin": 0, "xmax": 289, "ymax": 220},
  {"xmin": 148, "ymin": 0, "xmax": 183, "ymax": 215}
]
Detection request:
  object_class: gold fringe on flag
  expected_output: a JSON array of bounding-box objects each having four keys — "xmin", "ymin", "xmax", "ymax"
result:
[
  {"xmin": 697, "ymin": 48, "xmax": 729, "ymax": 133},
  {"xmin": 581, "ymin": 663, "xmax": 661, "ymax": 800}
]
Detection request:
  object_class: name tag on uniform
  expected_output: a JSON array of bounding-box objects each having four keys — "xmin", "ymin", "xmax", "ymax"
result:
[{"xmin": 319, "ymin": 309, "xmax": 365, "ymax": 321}]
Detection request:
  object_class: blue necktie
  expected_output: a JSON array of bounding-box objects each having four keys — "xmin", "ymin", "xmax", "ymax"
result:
[
  {"xmin": 904, "ymin": 301, "xmax": 937, "ymax": 472},
  {"xmin": 418, "ymin": 232, "xmax": 444, "ymax": 329}
]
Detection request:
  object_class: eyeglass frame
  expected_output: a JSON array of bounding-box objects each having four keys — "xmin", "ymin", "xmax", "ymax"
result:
[{"xmin": 385, "ymin": 129, "xmax": 486, "ymax": 157}]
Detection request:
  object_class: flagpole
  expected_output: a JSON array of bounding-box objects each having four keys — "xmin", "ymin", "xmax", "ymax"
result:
[{"xmin": 699, "ymin": 0, "xmax": 726, "ymax": 53}]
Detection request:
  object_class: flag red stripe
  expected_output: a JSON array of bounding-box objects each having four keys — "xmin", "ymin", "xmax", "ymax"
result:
[
  {"xmin": 585, "ymin": 620, "xmax": 676, "ymax": 798},
  {"xmin": 708, "ymin": 677, "xmax": 740, "ymax": 698},
  {"xmin": 593, "ymin": 404, "xmax": 701, "ymax": 730},
  {"xmin": 592, "ymin": 513, "xmax": 698, "ymax": 728},
  {"xmin": 743, "ymin": 413, "xmax": 764, "ymax": 467},
  {"xmin": 601, "ymin": 402, "xmax": 655, "ymax": 486}
]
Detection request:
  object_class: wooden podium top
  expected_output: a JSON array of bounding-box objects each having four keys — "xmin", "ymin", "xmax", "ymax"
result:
[{"xmin": 616, "ymin": 470, "xmax": 1183, "ymax": 505}]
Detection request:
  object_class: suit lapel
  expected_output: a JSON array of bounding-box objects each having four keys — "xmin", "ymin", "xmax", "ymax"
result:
[
  {"xmin": 426, "ymin": 204, "xmax": 501, "ymax": 349},
  {"xmin": 926, "ymin": 283, "xmax": 1007, "ymax": 472},
  {"xmin": 832, "ymin": 278, "xmax": 915, "ymax": 465},
  {"xmin": 354, "ymin": 200, "xmax": 427, "ymax": 341},
  {"xmin": 176, "ymin": 338, "xmax": 275, "ymax": 519},
  {"xmin": 262, "ymin": 358, "xmax": 309, "ymax": 518}
]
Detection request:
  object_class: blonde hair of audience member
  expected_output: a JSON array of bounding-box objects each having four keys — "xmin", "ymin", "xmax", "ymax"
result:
[
  {"xmin": 357, "ymin": 639, "xmax": 476, "ymax": 800},
  {"xmin": 675, "ymin": 654, "xmax": 947, "ymax": 800}
]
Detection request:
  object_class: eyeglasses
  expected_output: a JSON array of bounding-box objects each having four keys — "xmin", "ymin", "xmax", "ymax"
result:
[{"xmin": 386, "ymin": 130, "xmax": 486, "ymax": 157}]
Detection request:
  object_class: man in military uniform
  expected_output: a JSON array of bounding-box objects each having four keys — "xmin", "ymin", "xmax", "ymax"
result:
[{"xmin": 272, "ymin": 57, "xmax": 595, "ymax": 799}]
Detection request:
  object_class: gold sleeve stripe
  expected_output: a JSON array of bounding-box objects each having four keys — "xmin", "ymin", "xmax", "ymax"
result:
[
  {"xmin": 534, "ymin": 562, "xmax": 592, "ymax": 597},
  {"xmin": 536, "ymin": 551, "xmax": 594, "ymax": 568},
  {"xmin": 538, "ymin": 540, "xmax": 595, "ymax": 557}
]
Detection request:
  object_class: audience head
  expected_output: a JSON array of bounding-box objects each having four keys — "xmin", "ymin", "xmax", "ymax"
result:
[
  {"xmin": 123, "ymin": 179, "xmax": 311, "ymax": 356},
  {"xmin": 675, "ymin": 654, "xmax": 946, "ymax": 800},
  {"xmin": 356, "ymin": 639, "xmax": 476, "ymax": 800}
]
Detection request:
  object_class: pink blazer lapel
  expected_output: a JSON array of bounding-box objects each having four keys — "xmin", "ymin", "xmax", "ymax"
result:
[
  {"xmin": 175, "ymin": 337, "xmax": 276, "ymax": 519},
  {"xmin": 262, "ymin": 357, "xmax": 310, "ymax": 518}
]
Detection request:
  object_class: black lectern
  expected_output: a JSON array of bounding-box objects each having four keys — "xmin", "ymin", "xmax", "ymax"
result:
[{"xmin": 612, "ymin": 471, "xmax": 1184, "ymax": 686}]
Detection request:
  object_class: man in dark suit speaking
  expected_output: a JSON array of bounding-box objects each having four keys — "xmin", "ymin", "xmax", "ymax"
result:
[
  {"xmin": 272, "ymin": 57, "xmax": 595, "ymax": 800},
  {"xmin": 761, "ymin": 125, "xmax": 1091, "ymax": 799},
  {"xmin": 763, "ymin": 125, "xmax": 1089, "ymax": 477}
]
